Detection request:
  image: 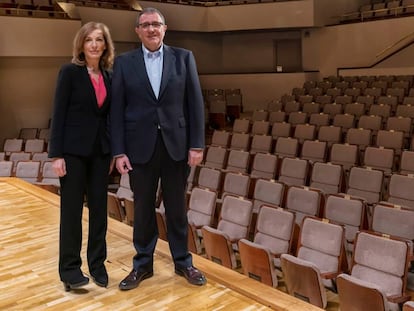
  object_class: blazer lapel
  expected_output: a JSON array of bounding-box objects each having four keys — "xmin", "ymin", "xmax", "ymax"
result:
[
  {"xmin": 131, "ymin": 49, "xmax": 157, "ymax": 100},
  {"xmin": 159, "ymin": 45, "xmax": 175, "ymax": 100}
]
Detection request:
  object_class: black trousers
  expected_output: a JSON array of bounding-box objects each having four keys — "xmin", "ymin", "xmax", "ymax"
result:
[
  {"xmin": 128, "ymin": 132, "xmax": 192, "ymax": 272},
  {"xmin": 59, "ymin": 153, "xmax": 110, "ymax": 282}
]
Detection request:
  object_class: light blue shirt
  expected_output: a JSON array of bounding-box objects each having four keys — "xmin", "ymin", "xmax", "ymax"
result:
[{"xmin": 142, "ymin": 45, "xmax": 163, "ymax": 99}]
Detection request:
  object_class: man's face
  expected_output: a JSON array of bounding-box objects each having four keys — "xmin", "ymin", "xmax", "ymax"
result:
[{"xmin": 135, "ymin": 12, "xmax": 167, "ymax": 52}]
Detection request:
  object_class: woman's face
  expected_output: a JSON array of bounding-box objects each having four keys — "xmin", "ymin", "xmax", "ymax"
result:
[{"xmin": 83, "ymin": 29, "xmax": 106, "ymax": 63}]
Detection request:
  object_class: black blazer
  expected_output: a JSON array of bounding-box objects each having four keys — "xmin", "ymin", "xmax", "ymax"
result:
[
  {"xmin": 110, "ymin": 45, "xmax": 205, "ymax": 164},
  {"xmin": 49, "ymin": 63, "xmax": 111, "ymax": 158}
]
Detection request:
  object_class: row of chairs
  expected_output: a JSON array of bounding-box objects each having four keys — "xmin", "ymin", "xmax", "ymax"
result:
[
  {"xmin": 0, "ymin": 151, "xmax": 50, "ymax": 174},
  {"xmin": 17, "ymin": 127, "xmax": 50, "ymax": 141},
  {"xmin": 2, "ymin": 138, "xmax": 48, "ymax": 158},
  {"xmin": 303, "ymin": 75, "xmax": 413, "ymax": 95},
  {"xmin": 184, "ymin": 185, "xmax": 414, "ymax": 309}
]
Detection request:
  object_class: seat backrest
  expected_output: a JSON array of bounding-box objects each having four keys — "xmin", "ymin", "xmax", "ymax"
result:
[
  {"xmin": 249, "ymin": 134, "xmax": 272, "ymax": 154},
  {"xmin": 38, "ymin": 128, "xmax": 50, "ymax": 141},
  {"xmin": 222, "ymin": 172, "xmax": 250, "ymax": 198},
  {"xmin": 329, "ymin": 143, "xmax": 358, "ymax": 172},
  {"xmin": 363, "ymin": 146, "xmax": 394, "ymax": 174},
  {"xmin": 24, "ymin": 139, "xmax": 45, "ymax": 154},
  {"xmin": 386, "ymin": 116, "xmax": 411, "ymax": 138},
  {"xmin": 268, "ymin": 110, "xmax": 286, "ymax": 124},
  {"xmin": 274, "ymin": 137, "xmax": 298, "ymax": 159},
  {"xmin": 197, "ymin": 166, "xmax": 222, "ymax": 192},
  {"xmin": 251, "ymin": 110, "xmax": 269, "ymax": 122},
  {"xmin": 288, "ymin": 111, "xmax": 307, "ymax": 126},
  {"xmin": 297, "ymin": 217, "xmax": 346, "ymax": 275},
  {"xmin": 310, "ymin": 162, "xmax": 343, "ymax": 194},
  {"xmin": 251, "ymin": 120, "xmax": 270, "ymax": 135},
  {"xmin": 302, "ymin": 102, "xmax": 321, "ymax": 114},
  {"xmin": 279, "ymin": 157, "xmax": 309, "ymax": 187},
  {"xmin": 308, "ymin": 112, "xmax": 330, "ymax": 130},
  {"xmin": 346, "ymin": 128, "xmax": 372, "ymax": 151},
  {"xmin": 18, "ymin": 128, "xmax": 38, "ymax": 140},
  {"xmin": 333, "ymin": 113, "xmax": 355, "ymax": 133},
  {"xmin": 187, "ymin": 187, "xmax": 217, "ymax": 228},
  {"xmin": 0, "ymin": 161, "xmax": 13, "ymax": 177},
  {"xmin": 300, "ymin": 140, "xmax": 327, "ymax": 163},
  {"xmin": 293, "ymin": 124, "xmax": 316, "ymax": 143},
  {"xmin": 15, "ymin": 161, "xmax": 41, "ymax": 183},
  {"xmin": 232, "ymin": 118, "xmax": 250, "ymax": 133},
  {"xmin": 387, "ymin": 173, "xmax": 414, "ymax": 210},
  {"xmin": 317, "ymin": 125, "xmax": 342, "ymax": 147},
  {"xmin": 39, "ymin": 161, "xmax": 60, "ymax": 186},
  {"xmin": 252, "ymin": 178, "xmax": 284, "ymax": 213},
  {"xmin": 376, "ymin": 130, "xmax": 404, "ymax": 154},
  {"xmin": 271, "ymin": 122, "xmax": 291, "ymax": 139},
  {"xmin": 347, "ymin": 166, "xmax": 383, "ymax": 204},
  {"xmin": 250, "ymin": 153, "xmax": 277, "ymax": 179},
  {"xmin": 217, "ymin": 195, "xmax": 253, "ymax": 242},
  {"xmin": 351, "ymin": 231, "xmax": 410, "ymax": 298},
  {"xmin": 285, "ymin": 186, "xmax": 322, "ymax": 225},
  {"xmin": 254, "ymin": 206, "xmax": 295, "ymax": 256},
  {"xmin": 324, "ymin": 193, "xmax": 366, "ymax": 247},
  {"xmin": 400, "ymin": 150, "xmax": 414, "ymax": 174},
  {"xmin": 3, "ymin": 138, "xmax": 23, "ymax": 156},
  {"xmin": 371, "ymin": 202, "xmax": 414, "ymax": 243},
  {"xmin": 204, "ymin": 146, "xmax": 228, "ymax": 169},
  {"xmin": 210, "ymin": 130, "xmax": 230, "ymax": 148},
  {"xmin": 225, "ymin": 149, "xmax": 250, "ymax": 173},
  {"xmin": 116, "ymin": 173, "xmax": 134, "ymax": 200},
  {"xmin": 229, "ymin": 132, "xmax": 250, "ymax": 151},
  {"xmin": 358, "ymin": 115, "xmax": 382, "ymax": 132}
]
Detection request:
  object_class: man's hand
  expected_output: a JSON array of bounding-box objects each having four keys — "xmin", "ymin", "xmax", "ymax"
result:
[
  {"xmin": 188, "ymin": 149, "xmax": 203, "ymax": 167},
  {"xmin": 52, "ymin": 158, "xmax": 66, "ymax": 177},
  {"xmin": 115, "ymin": 155, "xmax": 133, "ymax": 174}
]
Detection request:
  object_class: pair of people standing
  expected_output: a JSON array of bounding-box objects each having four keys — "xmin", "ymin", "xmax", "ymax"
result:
[{"xmin": 49, "ymin": 7, "xmax": 206, "ymax": 292}]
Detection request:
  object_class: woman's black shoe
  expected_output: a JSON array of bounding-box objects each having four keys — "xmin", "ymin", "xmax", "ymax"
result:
[
  {"xmin": 63, "ymin": 276, "xmax": 89, "ymax": 291},
  {"xmin": 92, "ymin": 274, "xmax": 108, "ymax": 287}
]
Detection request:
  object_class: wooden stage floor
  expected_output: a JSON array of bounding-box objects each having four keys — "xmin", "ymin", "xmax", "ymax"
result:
[{"xmin": 0, "ymin": 178, "xmax": 327, "ymax": 311}]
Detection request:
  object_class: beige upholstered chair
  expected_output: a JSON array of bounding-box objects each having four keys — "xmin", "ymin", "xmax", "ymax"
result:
[
  {"xmin": 310, "ymin": 162, "xmax": 344, "ymax": 195},
  {"xmin": 300, "ymin": 140, "xmax": 327, "ymax": 163},
  {"xmin": 281, "ymin": 216, "xmax": 347, "ymax": 309},
  {"xmin": 107, "ymin": 192, "xmax": 126, "ymax": 222},
  {"xmin": 387, "ymin": 174, "xmax": 414, "ymax": 210},
  {"xmin": 337, "ymin": 231, "xmax": 411, "ymax": 311},
  {"xmin": 324, "ymin": 193, "xmax": 367, "ymax": 265},
  {"xmin": 202, "ymin": 195, "xmax": 253, "ymax": 269},
  {"xmin": 250, "ymin": 153, "xmax": 277, "ymax": 179},
  {"xmin": 274, "ymin": 137, "xmax": 299, "ymax": 159},
  {"xmin": 0, "ymin": 161, "xmax": 13, "ymax": 177},
  {"xmin": 15, "ymin": 160, "xmax": 40, "ymax": 183},
  {"xmin": 238, "ymin": 206, "xmax": 295, "ymax": 287},
  {"xmin": 278, "ymin": 157, "xmax": 309, "ymax": 187},
  {"xmin": 347, "ymin": 166, "xmax": 384, "ymax": 205},
  {"xmin": 251, "ymin": 178, "xmax": 285, "ymax": 215},
  {"xmin": 210, "ymin": 130, "xmax": 230, "ymax": 148},
  {"xmin": 225, "ymin": 149, "xmax": 250, "ymax": 173},
  {"xmin": 204, "ymin": 146, "xmax": 228, "ymax": 169}
]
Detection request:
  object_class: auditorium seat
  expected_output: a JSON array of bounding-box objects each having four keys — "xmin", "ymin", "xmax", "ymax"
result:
[
  {"xmin": 363, "ymin": 146, "xmax": 394, "ymax": 175},
  {"xmin": 251, "ymin": 110, "xmax": 268, "ymax": 122},
  {"xmin": 202, "ymin": 195, "xmax": 253, "ymax": 269},
  {"xmin": 274, "ymin": 137, "xmax": 299, "ymax": 159},
  {"xmin": 337, "ymin": 231, "xmax": 411, "ymax": 311},
  {"xmin": 251, "ymin": 120, "xmax": 269, "ymax": 136},
  {"xmin": 238, "ymin": 206, "xmax": 295, "ymax": 287},
  {"xmin": 293, "ymin": 123, "xmax": 316, "ymax": 144},
  {"xmin": 278, "ymin": 157, "xmax": 309, "ymax": 187},
  {"xmin": 250, "ymin": 153, "xmax": 277, "ymax": 179},
  {"xmin": 229, "ymin": 132, "xmax": 250, "ymax": 151},
  {"xmin": 204, "ymin": 146, "xmax": 228, "ymax": 169},
  {"xmin": 281, "ymin": 217, "xmax": 347, "ymax": 309},
  {"xmin": 210, "ymin": 130, "xmax": 230, "ymax": 148},
  {"xmin": 308, "ymin": 112, "xmax": 330, "ymax": 130},
  {"xmin": 15, "ymin": 160, "xmax": 41, "ymax": 183},
  {"xmin": 187, "ymin": 187, "xmax": 218, "ymax": 254},
  {"xmin": 35, "ymin": 161, "xmax": 60, "ymax": 193},
  {"xmin": 251, "ymin": 178, "xmax": 284, "ymax": 215},
  {"xmin": 323, "ymin": 193, "xmax": 367, "ymax": 265},
  {"xmin": 271, "ymin": 122, "xmax": 291, "ymax": 140},
  {"xmin": 232, "ymin": 118, "xmax": 250, "ymax": 133},
  {"xmin": 107, "ymin": 192, "xmax": 126, "ymax": 222},
  {"xmin": 24, "ymin": 138, "xmax": 45, "ymax": 155},
  {"xmin": 18, "ymin": 127, "xmax": 37, "ymax": 141},
  {"xmin": 399, "ymin": 150, "xmax": 414, "ymax": 174},
  {"xmin": 329, "ymin": 143, "xmax": 359, "ymax": 172},
  {"xmin": 249, "ymin": 134, "xmax": 272, "ymax": 155},
  {"xmin": 309, "ymin": 162, "xmax": 343, "ymax": 195},
  {"xmin": 3, "ymin": 138, "xmax": 24, "ymax": 157},
  {"xmin": 225, "ymin": 149, "xmax": 250, "ymax": 174},
  {"xmin": 0, "ymin": 161, "xmax": 13, "ymax": 177},
  {"xmin": 196, "ymin": 166, "xmax": 223, "ymax": 194},
  {"xmin": 220, "ymin": 171, "xmax": 251, "ymax": 200},
  {"xmin": 287, "ymin": 111, "xmax": 307, "ymax": 127},
  {"xmin": 347, "ymin": 166, "xmax": 384, "ymax": 205},
  {"xmin": 268, "ymin": 110, "xmax": 286, "ymax": 124},
  {"xmin": 317, "ymin": 125, "xmax": 342, "ymax": 148},
  {"xmin": 387, "ymin": 173, "xmax": 414, "ymax": 210},
  {"xmin": 300, "ymin": 140, "xmax": 327, "ymax": 163},
  {"xmin": 9, "ymin": 152, "xmax": 31, "ymax": 174}
]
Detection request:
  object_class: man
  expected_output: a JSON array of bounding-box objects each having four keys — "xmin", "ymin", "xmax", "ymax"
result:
[{"xmin": 111, "ymin": 7, "xmax": 206, "ymax": 290}]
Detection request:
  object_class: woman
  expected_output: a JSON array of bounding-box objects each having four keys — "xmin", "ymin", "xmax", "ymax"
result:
[{"xmin": 48, "ymin": 22, "xmax": 115, "ymax": 291}]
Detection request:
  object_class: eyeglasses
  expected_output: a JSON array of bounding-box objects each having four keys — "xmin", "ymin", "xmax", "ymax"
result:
[{"xmin": 138, "ymin": 22, "xmax": 164, "ymax": 30}]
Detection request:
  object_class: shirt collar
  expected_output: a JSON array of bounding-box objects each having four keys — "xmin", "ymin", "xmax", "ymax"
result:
[{"xmin": 142, "ymin": 44, "xmax": 163, "ymax": 59}]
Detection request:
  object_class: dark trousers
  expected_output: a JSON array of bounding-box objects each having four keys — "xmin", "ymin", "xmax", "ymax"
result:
[
  {"xmin": 59, "ymin": 153, "xmax": 110, "ymax": 282},
  {"xmin": 129, "ymin": 132, "xmax": 192, "ymax": 272}
]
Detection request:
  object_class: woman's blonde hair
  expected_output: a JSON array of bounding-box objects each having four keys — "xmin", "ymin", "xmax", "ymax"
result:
[{"xmin": 72, "ymin": 21, "xmax": 115, "ymax": 70}]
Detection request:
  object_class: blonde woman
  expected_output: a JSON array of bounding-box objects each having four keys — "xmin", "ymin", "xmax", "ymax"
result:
[{"xmin": 49, "ymin": 22, "xmax": 115, "ymax": 291}]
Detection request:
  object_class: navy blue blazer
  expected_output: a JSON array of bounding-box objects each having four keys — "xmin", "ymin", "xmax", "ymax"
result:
[
  {"xmin": 110, "ymin": 45, "xmax": 205, "ymax": 164},
  {"xmin": 49, "ymin": 63, "xmax": 111, "ymax": 158}
]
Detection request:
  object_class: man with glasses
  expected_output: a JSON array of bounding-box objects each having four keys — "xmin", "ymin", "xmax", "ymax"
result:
[{"xmin": 111, "ymin": 7, "xmax": 206, "ymax": 290}]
